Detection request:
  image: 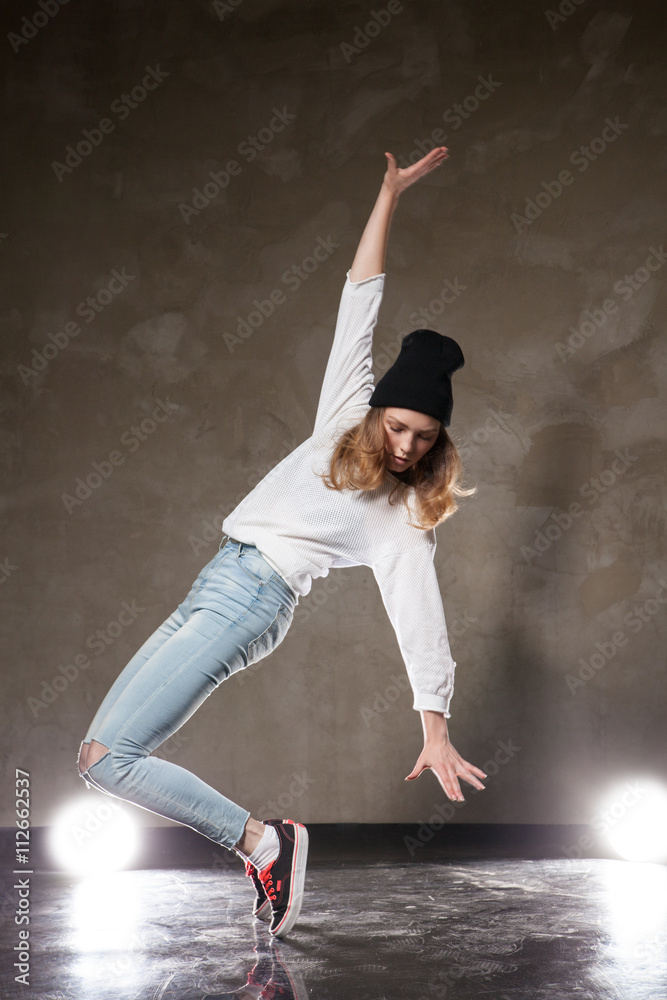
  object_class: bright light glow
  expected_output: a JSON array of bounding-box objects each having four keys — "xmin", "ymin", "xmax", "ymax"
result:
[
  {"xmin": 600, "ymin": 860, "xmax": 667, "ymax": 964},
  {"xmin": 71, "ymin": 873, "xmax": 140, "ymax": 954},
  {"xmin": 48, "ymin": 795, "xmax": 139, "ymax": 876},
  {"xmin": 596, "ymin": 779, "xmax": 667, "ymax": 864}
]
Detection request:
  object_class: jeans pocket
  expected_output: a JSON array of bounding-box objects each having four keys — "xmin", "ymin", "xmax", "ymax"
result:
[
  {"xmin": 247, "ymin": 604, "xmax": 292, "ymax": 666},
  {"xmin": 236, "ymin": 544, "xmax": 273, "ymax": 587}
]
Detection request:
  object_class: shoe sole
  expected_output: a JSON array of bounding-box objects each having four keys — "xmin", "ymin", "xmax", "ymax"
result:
[
  {"xmin": 269, "ymin": 822, "xmax": 309, "ymax": 939},
  {"xmin": 254, "ymin": 898, "xmax": 272, "ymax": 921}
]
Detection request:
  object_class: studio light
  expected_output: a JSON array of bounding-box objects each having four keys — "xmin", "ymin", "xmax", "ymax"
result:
[
  {"xmin": 48, "ymin": 794, "xmax": 139, "ymax": 876},
  {"xmin": 597, "ymin": 779, "xmax": 667, "ymax": 864}
]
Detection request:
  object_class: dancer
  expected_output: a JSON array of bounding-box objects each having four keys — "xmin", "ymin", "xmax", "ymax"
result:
[{"xmin": 77, "ymin": 145, "xmax": 487, "ymax": 939}]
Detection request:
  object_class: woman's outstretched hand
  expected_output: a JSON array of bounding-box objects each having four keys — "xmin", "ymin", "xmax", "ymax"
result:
[
  {"xmin": 348, "ymin": 146, "xmax": 449, "ymax": 283},
  {"xmin": 405, "ymin": 711, "xmax": 487, "ymax": 802},
  {"xmin": 382, "ymin": 146, "xmax": 449, "ymax": 199}
]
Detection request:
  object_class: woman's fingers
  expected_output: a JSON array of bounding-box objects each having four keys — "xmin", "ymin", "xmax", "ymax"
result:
[
  {"xmin": 460, "ymin": 770, "xmax": 487, "ymax": 792},
  {"xmin": 452, "ymin": 754, "xmax": 487, "ymax": 791},
  {"xmin": 432, "ymin": 762, "xmax": 465, "ymax": 801},
  {"xmin": 427, "ymin": 754, "xmax": 487, "ymax": 799},
  {"xmin": 404, "ymin": 761, "xmax": 428, "ymax": 781},
  {"xmin": 400, "ymin": 146, "xmax": 449, "ymax": 177},
  {"xmin": 436, "ymin": 761, "xmax": 483, "ymax": 801},
  {"xmin": 383, "ymin": 146, "xmax": 449, "ymax": 194},
  {"xmin": 405, "ymin": 740, "xmax": 487, "ymax": 802}
]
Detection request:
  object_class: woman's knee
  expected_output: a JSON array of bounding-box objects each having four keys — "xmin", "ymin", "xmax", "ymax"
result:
[{"xmin": 77, "ymin": 739, "xmax": 111, "ymax": 775}]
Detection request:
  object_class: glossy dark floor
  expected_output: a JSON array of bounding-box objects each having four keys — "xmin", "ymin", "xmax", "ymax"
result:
[{"xmin": 5, "ymin": 851, "xmax": 667, "ymax": 999}]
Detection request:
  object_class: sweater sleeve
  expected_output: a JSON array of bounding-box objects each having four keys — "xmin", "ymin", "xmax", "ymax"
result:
[
  {"xmin": 312, "ymin": 269, "xmax": 386, "ymax": 438},
  {"xmin": 372, "ymin": 544, "xmax": 457, "ymax": 715}
]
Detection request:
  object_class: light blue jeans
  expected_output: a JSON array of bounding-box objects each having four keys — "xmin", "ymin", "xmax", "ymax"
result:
[{"xmin": 78, "ymin": 537, "xmax": 297, "ymax": 850}]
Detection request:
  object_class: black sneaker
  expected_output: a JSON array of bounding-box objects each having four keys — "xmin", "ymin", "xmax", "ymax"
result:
[
  {"xmin": 246, "ymin": 954, "xmax": 274, "ymax": 990},
  {"xmin": 257, "ymin": 821, "xmax": 308, "ymax": 938},
  {"xmin": 262, "ymin": 944, "xmax": 309, "ymax": 999},
  {"xmin": 202, "ymin": 954, "xmax": 273, "ymax": 999},
  {"xmin": 245, "ymin": 819, "xmax": 294, "ymax": 921}
]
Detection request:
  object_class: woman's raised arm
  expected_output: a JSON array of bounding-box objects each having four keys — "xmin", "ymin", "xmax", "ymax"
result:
[{"xmin": 348, "ymin": 146, "xmax": 450, "ymax": 284}]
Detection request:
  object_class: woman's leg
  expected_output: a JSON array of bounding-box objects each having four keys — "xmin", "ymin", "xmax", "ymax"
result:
[
  {"xmin": 77, "ymin": 609, "xmax": 183, "ymax": 775},
  {"xmin": 78, "ymin": 542, "xmax": 227, "ymax": 773},
  {"xmin": 78, "ymin": 540, "xmax": 296, "ymax": 851}
]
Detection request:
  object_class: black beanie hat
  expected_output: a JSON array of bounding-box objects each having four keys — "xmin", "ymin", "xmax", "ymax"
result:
[{"xmin": 368, "ymin": 329, "xmax": 464, "ymax": 427}]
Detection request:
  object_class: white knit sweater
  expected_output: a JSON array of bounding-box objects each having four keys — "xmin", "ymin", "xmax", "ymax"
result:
[{"xmin": 223, "ymin": 270, "xmax": 456, "ymax": 715}]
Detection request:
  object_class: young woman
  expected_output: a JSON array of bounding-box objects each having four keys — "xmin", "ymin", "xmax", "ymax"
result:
[{"xmin": 77, "ymin": 146, "xmax": 487, "ymax": 939}]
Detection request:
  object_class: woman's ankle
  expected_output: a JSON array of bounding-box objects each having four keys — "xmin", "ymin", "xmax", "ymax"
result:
[{"xmin": 235, "ymin": 816, "xmax": 265, "ymax": 857}]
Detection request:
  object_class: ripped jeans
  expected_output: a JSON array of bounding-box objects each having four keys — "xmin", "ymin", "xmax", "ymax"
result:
[{"xmin": 78, "ymin": 537, "xmax": 297, "ymax": 850}]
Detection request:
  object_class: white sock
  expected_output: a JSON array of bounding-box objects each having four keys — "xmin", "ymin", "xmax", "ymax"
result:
[{"xmin": 247, "ymin": 823, "xmax": 280, "ymax": 871}]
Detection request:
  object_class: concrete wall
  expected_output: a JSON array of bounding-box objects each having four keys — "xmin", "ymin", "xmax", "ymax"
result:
[{"xmin": 1, "ymin": 0, "xmax": 665, "ymax": 834}]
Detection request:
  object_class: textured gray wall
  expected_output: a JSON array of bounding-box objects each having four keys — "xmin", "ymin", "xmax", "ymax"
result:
[{"xmin": 1, "ymin": 0, "xmax": 665, "ymax": 837}]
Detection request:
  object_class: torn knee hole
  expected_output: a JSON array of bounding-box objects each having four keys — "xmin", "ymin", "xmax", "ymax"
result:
[
  {"xmin": 79, "ymin": 739, "xmax": 110, "ymax": 774},
  {"xmin": 77, "ymin": 741, "xmax": 89, "ymax": 775}
]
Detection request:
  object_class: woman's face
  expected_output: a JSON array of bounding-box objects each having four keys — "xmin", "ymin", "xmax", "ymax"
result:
[{"xmin": 382, "ymin": 407, "xmax": 440, "ymax": 472}]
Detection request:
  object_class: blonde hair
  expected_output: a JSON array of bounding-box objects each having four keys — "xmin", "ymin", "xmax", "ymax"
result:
[{"xmin": 317, "ymin": 407, "xmax": 475, "ymax": 530}]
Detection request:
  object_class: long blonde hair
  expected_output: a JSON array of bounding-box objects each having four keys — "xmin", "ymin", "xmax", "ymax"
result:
[{"xmin": 317, "ymin": 407, "xmax": 475, "ymax": 530}]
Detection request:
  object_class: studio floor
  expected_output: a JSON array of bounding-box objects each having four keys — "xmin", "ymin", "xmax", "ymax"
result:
[{"xmin": 3, "ymin": 849, "xmax": 667, "ymax": 1000}]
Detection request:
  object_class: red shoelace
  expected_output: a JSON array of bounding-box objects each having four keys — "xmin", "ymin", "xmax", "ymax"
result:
[{"xmin": 258, "ymin": 865, "xmax": 280, "ymax": 902}]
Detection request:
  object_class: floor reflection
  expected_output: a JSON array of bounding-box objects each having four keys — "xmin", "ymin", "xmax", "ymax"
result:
[
  {"xmin": 202, "ymin": 931, "xmax": 308, "ymax": 999},
  {"xmin": 3, "ymin": 859, "xmax": 667, "ymax": 999}
]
